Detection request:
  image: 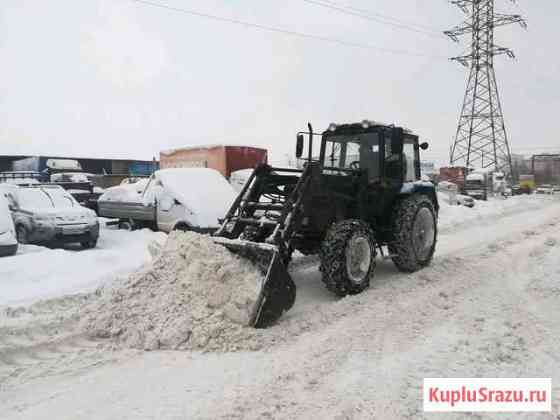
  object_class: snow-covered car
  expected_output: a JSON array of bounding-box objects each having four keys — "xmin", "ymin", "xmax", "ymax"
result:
[
  {"xmin": 229, "ymin": 169, "xmax": 254, "ymax": 193},
  {"xmin": 4, "ymin": 185, "xmax": 99, "ymax": 248},
  {"xmin": 457, "ymin": 194, "xmax": 475, "ymax": 208},
  {"xmin": 50, "ymin": 172, "xmax": 95, "ymax": 183},
  {"xmin": 536, "ymin": 184, "xmax": 554, "ymax": 195},
  {"xmin": 437, "ymin": 190, "xmax": 475, "ymax": 208},
  {"xmin": 120, "ymin": 177, "xmax": 148, "ymax": 186},
  {"xmin": 0, "ymin": 191, "xmax": 18, "ymax": 257},
  {"xmin": 98, "ymin": 168, "xmax": 237, "ymax": 233},
  {"xmin": 0, "ymin": 171, "xmax": 43, "ymax": 185},
  {"xmin": 436, "ymin": 181, "xmax": 475, "ymax": 207},
  {"xmin": 99, "ymin": 179, "xmax": 150, "ymax": 202},
  {"xmin": 465, "ymin": 173, "xmax": 488, "ymax": 200}
]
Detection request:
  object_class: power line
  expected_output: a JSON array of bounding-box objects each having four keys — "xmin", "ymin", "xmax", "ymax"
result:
[
  {"xmin": 301, "ymin": 0, "xmax": 444, "ymax": 39},
  {"xmin": 129, "ymin": 0, "xmax": 447, "ymax": 59}
]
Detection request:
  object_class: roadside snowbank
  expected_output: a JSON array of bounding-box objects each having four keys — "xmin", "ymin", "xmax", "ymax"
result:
[
  {"xmin": 81, "ymin": 231, "xmax": 263, "ymax": 351},
  {"xmin": 438, "ymin": 194, "xmax": 551, "ymax": 232},
  {"xmin": 0, "ymin": 226, "xmax": 166, "ymax": 307}
]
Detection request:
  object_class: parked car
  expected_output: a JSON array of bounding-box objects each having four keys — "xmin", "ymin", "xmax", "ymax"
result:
[
  {"xmin": 519, "ymin": 175, "xmax": 536, "ymax": 194},
  {"xmin": 0, "ymin": 171, "xmax": 44, "ymax": 185},
  {"xmin": 0, "ymin": 191, "xmax": 18, "ymax": 257},
  {"xmin": 457, "ymin": 194, "xmax": 475, "ymax": 208},
  {"xmin": 465, "ymin": 173, "xmax": 488, "ymax": 201},
  {"xmin": 536, "ymin": 184, "xmax": 555, "ymax": 195},
  {"xmin": 511, "ymin": 185, "xmax": 524, "ymax": 195},
  {"xmin": 3, "ymin": 184, "xmax": 99, "ymax": 248},
  {"xmin": 553, "ymin": 185, "xmax": 560, "ymax": 193},
  {"xmin": 98, "ymin": 168, "xmax": 237, "ymax": 233},
  {"xmin": 436, "ymin": 182, "xmax": 475, "ymax": 208}
]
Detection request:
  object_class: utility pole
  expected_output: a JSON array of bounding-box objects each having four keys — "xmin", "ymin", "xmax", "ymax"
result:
[{"xmin": 445, "ymin": 0, "xmax": 526, "ymax": 175}]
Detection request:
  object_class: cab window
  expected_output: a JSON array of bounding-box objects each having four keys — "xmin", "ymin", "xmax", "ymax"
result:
[
  {"xmin": 323, "ymin": 133, "xmax": 380, "ymax": 181},
  {"xmin": 403, "ymin": 142, "xmax": 416, "ymax": 182}
]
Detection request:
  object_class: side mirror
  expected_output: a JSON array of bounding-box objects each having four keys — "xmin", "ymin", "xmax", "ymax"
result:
[
  {"xmin": 419, "ymin": 142, "xmax": 429, "ymax": 150},
  {"xmin": 391, "ymin": 127, "xmax": 404, "ymax": 155},
  {"xmin": 296, "ymin": 134, "xmax": 304, "ymax": 158}
]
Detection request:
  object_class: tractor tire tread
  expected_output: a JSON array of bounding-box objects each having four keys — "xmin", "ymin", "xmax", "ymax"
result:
[
  {"xmin": 389, "ymin": 195, "xmax": 437, "ymax": 273},
  {"xmin": 319, "ymin": 219, "xmax": 376, "ymax": 297}
]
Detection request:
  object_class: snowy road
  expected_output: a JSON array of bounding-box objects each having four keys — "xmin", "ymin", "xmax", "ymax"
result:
[{"xmin": 1, "ymin": 196, "xmax": 560, "ymax": 419}]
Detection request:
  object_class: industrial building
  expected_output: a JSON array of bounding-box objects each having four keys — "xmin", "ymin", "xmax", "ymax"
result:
[
  {"xmin": 0, "ymin": 154, "xmax": 158, "ymax": 176},
  {"xmin": 531, "ymin": 154, "xmax": 560, "ymax": 185}
]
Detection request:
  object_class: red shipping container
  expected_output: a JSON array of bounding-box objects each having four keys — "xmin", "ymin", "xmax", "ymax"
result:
[
  {"xmin": 439, "ymin": 166, "xmax": 467, "ymax": 190},
  {"xmin": 160, "ymin": 145, "xmax": 267, "ymax": 178}
]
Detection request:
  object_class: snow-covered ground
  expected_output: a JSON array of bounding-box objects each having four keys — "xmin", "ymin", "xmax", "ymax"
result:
[
  {"xmin": 0, "ymin": 222, "xmax": 166, "ymax": 307},
  {"xmin": 437, "ymin": 193, "xmax": 554, "ymax": 231},
  {"xmin": 1, "ymin": 195, "xmax": 546, "ymax": 307},
  {"xmin": 1, "ymin": 194, "xmax": 559, "ymax": 419}
]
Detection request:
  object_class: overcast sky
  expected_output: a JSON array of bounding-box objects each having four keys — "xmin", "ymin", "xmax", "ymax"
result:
[{"xmin": 1, "ymin": 0, "xmax": 558, "ymax": 165}]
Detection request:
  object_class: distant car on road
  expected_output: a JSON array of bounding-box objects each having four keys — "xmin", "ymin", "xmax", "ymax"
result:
[
  {"xmin": 457, "ymin": 194, "xmax": 475, "ymax": 208},
  {"xmin": 2, "ymin": 184, "xmax": 99, "ymax": 248},
  {"xmin": 536, "ymin": 184, "xmax": 555, "ymax": 195},
  {"xmin": 0, "ymin": 191, "xmax": 17, "ymax": 257},
  {"xmin": 436, "ymin": 182, "xmax": 475, "ymax": 208}
]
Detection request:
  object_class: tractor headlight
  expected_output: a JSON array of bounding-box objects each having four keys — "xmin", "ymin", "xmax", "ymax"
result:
[
  {"xmin": 328, "ymin": 123, "xmax": 337, "ymax": 132},
  {"xmin": 361, "ymin": 120, "xmax": 370, "ymax": 129}
]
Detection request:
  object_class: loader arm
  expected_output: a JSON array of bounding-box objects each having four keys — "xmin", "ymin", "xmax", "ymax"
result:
[{"xmin": 213, "ymin": 163, "xmax": 315, "ymax": 327}]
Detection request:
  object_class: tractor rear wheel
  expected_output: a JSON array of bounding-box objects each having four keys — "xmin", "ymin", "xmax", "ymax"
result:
[
  {"xmin": 390, "ymin": 195, "xmax": 437, "ymax": 272},
  {"xmin": 319, "ymin": 220, "xmax": 376, "ymax": 297}
]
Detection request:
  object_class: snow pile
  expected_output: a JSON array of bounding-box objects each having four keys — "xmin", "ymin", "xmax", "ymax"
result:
[
  {"xmin": 0, "ymin": 226, "xmax": 166, "ymax": 307},
  {"xmin": 437, "ymin": 194, "xmax": 550, "ymax": 232},
  {"xmin": 81, "ymin": 231, "xmax": 263, "ymax": 351}
]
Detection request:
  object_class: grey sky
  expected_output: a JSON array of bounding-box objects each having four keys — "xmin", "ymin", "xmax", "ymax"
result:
[{"xmin": 1, "ymin": 0, "xmax": 558, "ymax": 165}]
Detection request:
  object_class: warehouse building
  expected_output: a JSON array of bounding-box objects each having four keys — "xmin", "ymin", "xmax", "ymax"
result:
[
  {"xmin": 531, "ymin": 154, "xmax": 560, "ymax": 185},
  {"xmin": 0, "ymin": 154, "xmax": 158, "ymax": 176}
]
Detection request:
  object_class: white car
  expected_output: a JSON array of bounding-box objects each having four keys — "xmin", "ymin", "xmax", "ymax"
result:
[
  {"xmin": 98, "ymin": 168, "xmax": 237, "ymax": 233},
  {"xmin": 437, "ymin": 181, "xmax": 475, "ymax": 207},
  {"xmin": 4, "ymin": 185, "xmax": 99, "ymax": 248},
  {"xmin": 457, "ymin": 194, "xmax": 475, "ymax": 208},
  {"xmin": 536, "ymin": 185, "xmax": 554, "ymax": 195},
  {"xmin": 0, "ymin": 191, "xmax": 18, "ymax": 256}
]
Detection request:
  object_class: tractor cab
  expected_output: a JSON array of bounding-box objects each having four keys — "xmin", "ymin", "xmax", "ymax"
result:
[{"xmin": 318, "ymin": 121, "xmax": 427, "ymax": 185}]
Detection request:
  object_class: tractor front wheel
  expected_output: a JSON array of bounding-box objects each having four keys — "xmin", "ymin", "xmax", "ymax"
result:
[
  {"xmin": 319, "ymin": 220, "xmax": 376, "ymax": 297},
  {"xmin": 390, "ymin": 195, "xmax": 437, "ymax": 272}
]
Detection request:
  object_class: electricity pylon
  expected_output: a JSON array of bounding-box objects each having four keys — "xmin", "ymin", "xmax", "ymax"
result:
[{"xmin": 445, "ymin": 0, "xmax": 526, "ymax": 174}]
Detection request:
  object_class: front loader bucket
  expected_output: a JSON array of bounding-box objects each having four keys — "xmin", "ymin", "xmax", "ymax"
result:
[{"xmin": 212, "ymin": 238, "xmax": 296, "ymax": 328}]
